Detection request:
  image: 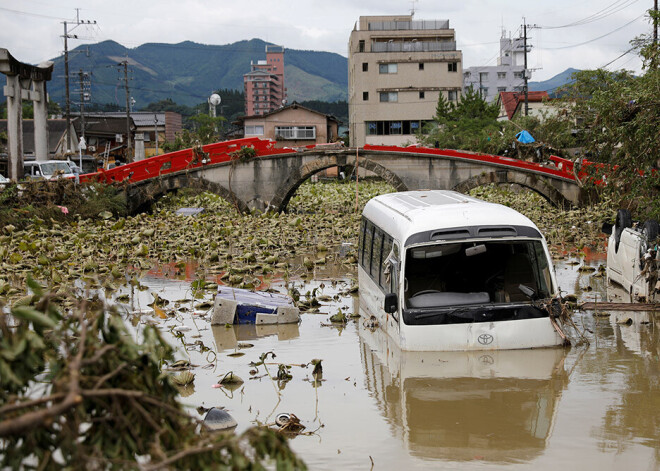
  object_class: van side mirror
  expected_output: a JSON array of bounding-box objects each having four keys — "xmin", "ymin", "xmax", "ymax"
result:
[
  {"xmin": 601, "ymin": 222, "xmax": 613, "ymax": 235},
  {"xmin": 384, "ymin": 293, "xmax": 398, "ymax": 313}
]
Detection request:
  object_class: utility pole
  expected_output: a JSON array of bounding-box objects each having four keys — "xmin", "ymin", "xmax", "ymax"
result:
[
  {"xmin": 523, "ymin": 19, "xmax": 529, "ymax": 117},
  {"xmin": 118, "ymin": 60, "xmax": 132, "ymax": 161},
  {"xmin": 654, "ymin": 0, "xmax": 658, "ymax": 45},
  {"xmin": 154, "ymin": 114, "xmax": 159, "ymax": 156},
  {"xmin": 62, "ymin": 10, "xmax": 96, "ymax": 155},
  {"xmin": 77, "ymin": 69, "xmax": 89, "ymax": 141}
]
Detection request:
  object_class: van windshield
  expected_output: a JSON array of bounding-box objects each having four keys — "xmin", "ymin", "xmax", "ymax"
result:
[
  {"xmin": 40, "ymin": 162, "xmax": 71, "ymax": 176},
  {"xmin": 402, "ymin": 240, "xmax": 552, "ymax": 325}
]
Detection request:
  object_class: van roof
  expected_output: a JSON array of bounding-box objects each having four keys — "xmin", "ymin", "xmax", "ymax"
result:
[{"xmin": 363, "ymin": 190, "xmax": 540, "ymax": 244}]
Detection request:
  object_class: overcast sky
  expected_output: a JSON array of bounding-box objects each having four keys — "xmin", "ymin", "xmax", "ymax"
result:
[{"xmin": 0, "ymin": 0, "xmax": 653, "ymax": 82}]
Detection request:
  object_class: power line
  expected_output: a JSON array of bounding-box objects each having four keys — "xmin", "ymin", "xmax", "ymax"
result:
[
  {"xmin": 600, "ymin": 46, "xmax": 637, "ymax": 68},
  {"xmin": 539, "ymin": 0, "xmax": 640, "ymax": 29},
  {"xmin": 540, "ymin": 14, "xmax": 645, "ymax": 50},
  {"xmin": 0, "ymin": 6, "xmax": 66, "ymax": 20}
]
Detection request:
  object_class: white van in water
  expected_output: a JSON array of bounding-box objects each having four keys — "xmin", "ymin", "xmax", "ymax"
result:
[
  {"xmin": 358, "ymin": 190, "xmax": 564, "ymax": 351},
  {"xmin": 606, "ymin": 209, "xmax": 659, "ymax": 302}
]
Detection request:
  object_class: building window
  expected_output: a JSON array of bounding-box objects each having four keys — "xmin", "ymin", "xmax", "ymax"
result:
[
  {"xmin": 362, "ymin": 62, "xmax": 368, "ymax": 72},
  {"xmin": 497, "ymin": 87, "xmax": 507, "ymax": 93},
  {"xmin": 245, "ymin": 125, "xmax": 264, "ymax": 136},
  {"xmin": 480, "ymin": 72, "xmax": 489, "ymax": 81},
  {"xmin": 365, "ymin": 120, "xmax": 427, "ymax": 136},
  {"xmin": 497, "ymin": 72, "xmax": 507, "ymax": 80},
  {"xmin": 379, "ymin": 63, "xmax": 398, "ymax": 74},
  {"xmin": 481, "ymin": 88, "xmax": 489, "ymax": 98},
  {"xmin": 275, "ymin": 126, "xmax": 316, "ymax": 140},
  {"xmin": 359, "ymin": 40, "xmax": 365, "ymax": 52},
  {"xmin": 448, "ymin": 62, "xmax": 458, "ymax": 72},
  {"xmin": 419, "ymin": 91, "xmax": 425, "ymax": 99},
  {"xmin": 514, "ymin": 71, "xmax": 524, "ymax": 79},
  {"xmin": 363, "ymin": 91, "xmax": 369, "ymax": 101},
  {"xmin": 379, "ymin": 91, "xmax": 398, "ymax": 102},
  {"xmin": 464, "ymin": 71, "xmax": 471, "ymax": 79},
  {"xmin": 448, "ymin": 90, "xmax": 457, "ymax": 101},
  {"xmin": 419, "ymin": 63, "xmax": 424, "ymax": 70}
]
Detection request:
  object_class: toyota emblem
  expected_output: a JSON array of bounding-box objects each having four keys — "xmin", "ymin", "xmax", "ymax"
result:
[{"xmin": 477, "ymin": 333, "xmax": 494, "ymax": 345}]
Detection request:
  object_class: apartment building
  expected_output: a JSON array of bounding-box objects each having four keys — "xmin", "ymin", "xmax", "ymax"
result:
[
  {"xmin": 348, "ymin": 15, "xmax": 463, "ymax": 147},
  {"xmin": 243, "ymin": 45, "xmax": 287, "ymax": 116},
  {"xmin": 463, "ymin": 31, "xmax": 529, "ymax": 103}
]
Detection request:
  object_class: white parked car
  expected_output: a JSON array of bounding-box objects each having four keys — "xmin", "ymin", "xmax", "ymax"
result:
[
  {"xmin": 23, "ymin": 160, "xmax": 75, "ymax": 180},
  {"xmin": 606, "ymin": 209, "xmax": 659, "ymax": 302}
]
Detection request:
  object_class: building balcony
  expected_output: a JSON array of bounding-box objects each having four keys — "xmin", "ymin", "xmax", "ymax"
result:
[
  {"xmin": 368, "ymin": 19, "xmax": 450, "ymax": 31},
  {"xmin": 371, "ymin": 40, "xmax": 456, "ymax": 53}
]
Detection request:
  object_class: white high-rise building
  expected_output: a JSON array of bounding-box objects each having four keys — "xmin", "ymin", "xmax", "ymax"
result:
[{"xmin": 463, "ymin": 30, "xmax": 530, "ymax": 103}]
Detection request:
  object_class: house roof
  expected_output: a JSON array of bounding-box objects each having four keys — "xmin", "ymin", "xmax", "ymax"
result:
[
  {"xmin": 78, "ymin": 112, "xmax": 166, "ymax": 127},
  {"xmin": 236, "ymin": 102, "xmax": 341, "ymax": 125},
  {"xmin": 0, "ymin": 119, "xmax": 69, "ymax": 154},
  {"xmin": 498, "ymin": 91, "xmax": 550, "ymax": 120},
  {"xmin": 73, "ymin": 115, "xmax": 135, "ymax": 137}
]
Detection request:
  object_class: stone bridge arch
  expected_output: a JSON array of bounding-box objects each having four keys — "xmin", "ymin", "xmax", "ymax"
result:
[
  {"xmin": 269, "ymin": 154, "xmax": 408, "ymax": 212},
  {"xmin": 452, "ymin": 170, "xmax": 572, "ymax": 209},
  {"xmin": 127, "ymin": 172, "xmax": 249, "ymax": 213}
]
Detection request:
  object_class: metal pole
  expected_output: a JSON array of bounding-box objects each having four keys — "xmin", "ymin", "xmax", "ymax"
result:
[
  {"xmin": 64, "ymin": 21, "xmax": 71, "ymax": 153},
  {"xmin": 154, "ymin": 114, "xmax": 159, "ymax": 156},
  {"xmin": 654, "ymin": 0, "xmax": 658, "ymax": 45},
  {"xmin": 523, "ymin": 20, "xmax": 529, "ymax": 117},
  {"xmin": 78, "ymin": 69, "xmax": 86, "ymax": 141},
  {"xmin": 121, "ymin": 60, "xmax": 132, "ymax": 161}
]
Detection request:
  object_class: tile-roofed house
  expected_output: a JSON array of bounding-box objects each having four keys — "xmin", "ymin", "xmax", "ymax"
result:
[
  {"xmin": 73, "ymin": 111, "xmax": 182, "ymax": 161},
  {"xmin": 234, "ymin": 102, "xmax": 340, "ymax": 148},
  {"xmin": 497, "ymin": 91, "xmax": 552, "ymax": 121},
  {"xmin": 0, "ymin": 119, "xmax": 76, "ymax": 158}
]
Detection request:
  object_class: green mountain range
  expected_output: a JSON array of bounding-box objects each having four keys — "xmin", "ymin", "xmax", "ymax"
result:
[
  {"xmin": 46, "ymin": 38, "xmax": 348, "ymax": 109},
  {"xmin": 41, "ymin": 37, "xmax": 576, "ymax": 116}
]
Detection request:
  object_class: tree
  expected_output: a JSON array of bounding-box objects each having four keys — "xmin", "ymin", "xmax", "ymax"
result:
[
  {"xmin": 0, "ymin": 279, "xmax": 305, "ymax": 470},
  {"xmin": 162, "ymin": 114, "xmax": 227, "ymax": 152},
  {"xmin": 418, "ymin": 86, "xmax": 502, "ymax": 153}
]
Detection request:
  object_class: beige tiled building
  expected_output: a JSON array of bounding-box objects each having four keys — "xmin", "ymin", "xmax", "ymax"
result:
[
  {"xmin": 348, "ymin": 15, "xmax": 463, "ymax": 147},
  {"xmin": 236, "ymin": 103, "xmax": 339, "ymax": 148}
]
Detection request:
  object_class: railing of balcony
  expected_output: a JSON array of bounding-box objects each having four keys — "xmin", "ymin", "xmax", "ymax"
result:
[
  {"xmin": 371, "ymin": 40, "xmax": 456, "ymax": 53},
  {"xmin": 368, "ymin": 19, "xmax": 449, "ymax": 31}
]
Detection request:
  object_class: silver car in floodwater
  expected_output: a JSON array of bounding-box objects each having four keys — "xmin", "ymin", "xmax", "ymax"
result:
[
  {"xmin": 23, "ymin": 160, "xmax": 75, "ymax": 180},
  {"xmin": 606, "ymin": 209, "xmax": 659, "ymax": 302}
]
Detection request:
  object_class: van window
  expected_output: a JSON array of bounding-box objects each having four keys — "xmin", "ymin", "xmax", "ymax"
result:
[
  {"xmin": 370, "ymin": 229, "xmax": 383, "ymax": 279},
  {"xmin": 358, "ymin": 218, "xmax": 366, "ymax": 264},
  {"xmin": 363, "ymin": 221, "xmax": 374, "ymax": 267},
  {"xmin": 379, "ymin": 236, "xmax": 393, "ymax": 290}
]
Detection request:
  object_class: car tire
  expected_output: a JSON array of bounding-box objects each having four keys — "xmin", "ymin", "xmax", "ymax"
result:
[{"xmin": 614, "ymin": 209, "xmax": 632, "ymax": 253}]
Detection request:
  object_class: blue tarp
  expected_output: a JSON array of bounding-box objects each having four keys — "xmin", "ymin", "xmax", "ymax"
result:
[{"xmin": 516, "ymin": 130, "xmax": 535, "ymax": 143}]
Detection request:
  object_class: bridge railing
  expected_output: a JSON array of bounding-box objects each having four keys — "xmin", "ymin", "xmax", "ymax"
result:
[
  {"xmin": 363, "ymin": 144, "xmax": 579, "ymax": 181},
  {"xmin": 79, "ymin": 137, "xmax": 294, "ymax": 185}
]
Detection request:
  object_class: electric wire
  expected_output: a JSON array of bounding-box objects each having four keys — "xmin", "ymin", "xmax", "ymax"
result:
[
  {"xmin": 540, "ymin": 14, "xmax": 645, "ymax": 50},
  {"xmin": 539, "ymin": 0, "xmax": 640, "ymax": 29}
]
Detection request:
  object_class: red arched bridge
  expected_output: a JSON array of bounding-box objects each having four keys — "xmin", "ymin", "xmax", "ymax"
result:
[{"xmin": 80, "ymin": 137, "xmax": 586, "ymax": 213}]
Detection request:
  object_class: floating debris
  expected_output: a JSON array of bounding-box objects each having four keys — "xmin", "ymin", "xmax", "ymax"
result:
[{"xmin": 203, "ymin": 407, "xmax": 237, "ymax": 431}]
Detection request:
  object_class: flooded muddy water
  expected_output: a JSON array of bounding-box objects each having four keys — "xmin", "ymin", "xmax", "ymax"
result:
[{"xmin": 115, "ymin": 255, "xmax": 659, "ymax": 470}]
